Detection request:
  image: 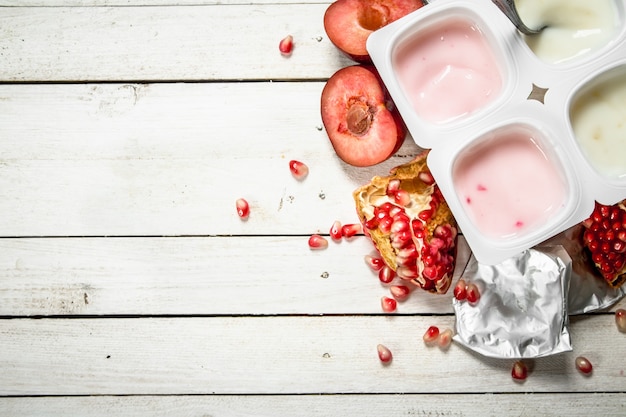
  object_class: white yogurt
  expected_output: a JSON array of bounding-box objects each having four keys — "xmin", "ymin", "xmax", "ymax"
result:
[
  {"xmin": 517, "ymin": 0, "xmax": 619, "ymax": 64},
  {"xmin": 570, "ymin": 67, "xmax": 626, "ymax": 180}
]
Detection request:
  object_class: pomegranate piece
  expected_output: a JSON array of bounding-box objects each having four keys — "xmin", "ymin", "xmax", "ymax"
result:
[
  {"xmin": 453, "ymin": 278, "xmax": 467, "ymax": 301},
  {"xmin": 511, "ymin": 360, "xmax": 528, "ymax": 381},
  {"xmin": 390, "ymin": 285, "xmax": 410, "ymax": 300},
  {"xmin": 581, "ymin": 200, "xmax": 626, "ymax": 288},
  {"xmin": 323, "ymin": 0, "xmax": 424, "ymax": 62},
  {"xmin": 279, "ymin": 35, "xmax": 293, "ymax": 56},
  {"xmin": 377, "ymin": 344, "xmax": 393, "ymax": 363},
  {"xmin": 308, "ymin": 234, "xmax": 329, "ymax": 250},
  {"xmin": 466, "ymin": 283, "xmax": 481, "ymax": 304},
  {"xmin": 289, "ymin": 160, "xmax": 309, "ymax": 180},
  {"xmin": 330, "ymin": 220, "xmax": 343, "ymax": 241},
  {"xmin": 341, "ymin": 223, "xmax": 362, "ymax": 238},
  {"xmin": 365, "ymin": 254, "xmax": 385, "ymax": 271},
  {"xmin": 423, "ymin": 325, "xmax": 440, "ymax": 345},
  {"xmin": 378, "ymin": 265, "xmax": 395, "ymax": 283},
  {"xmin": 381, "ymin": 296, "xmax": 397, "ymax": 313},
  {"xmin": 235, "ymin": 198, "xmax": 250, "ymax": 219},
  {"xmin": 353, "ymin": 151, "xmax": 459, "ymax": 294},
  {"xmin": 575, "ymin": 356, "xmax": 593, "ymax": 375},
  {"xmin": 616, "ymin": 309, "xmax": 626, "ymax": 333},
  {"xmin": 321, "ymin": 65, "xmax": 406, "ymax": 167},
  {"xmin": 438, "ymin": 328, "xmax": 453, "ymax": 350}
]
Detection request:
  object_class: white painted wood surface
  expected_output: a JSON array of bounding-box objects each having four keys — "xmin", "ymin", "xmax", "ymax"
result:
[{"xmin": 0, "ymin": 1, "xmax": 625, "ymax": 416}]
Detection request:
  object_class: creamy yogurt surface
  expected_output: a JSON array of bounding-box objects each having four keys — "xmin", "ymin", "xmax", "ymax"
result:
[
  {"xmin": 453, "ymin": 127, "xmax": 568, "ymax": 239},
  {"xmin": 393, "ymin": 17, "xmax": 502, "ymax": 124},
  {"xmin": 517, "ymin": 0, "xmax": 619, "ymax": 64},
  {"xmin": 570, "ymin": 68, "xmax": 626, "ymax": 179}
]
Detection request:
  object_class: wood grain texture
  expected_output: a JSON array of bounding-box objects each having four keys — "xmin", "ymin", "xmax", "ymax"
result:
[
  {"xmin": 0, "ymin": 82, "xmax": 421, "ymax": 236},
  {"xmin": 1, "ymin": 393, "xmax": 625, "ymax": 417},
  {"xmin": 0, "ymin": 315, "xmax": 624, "ymax": 396},
  {"xmin": 0, "ymin": 4, "xmax": 352, "ymax": 82}
]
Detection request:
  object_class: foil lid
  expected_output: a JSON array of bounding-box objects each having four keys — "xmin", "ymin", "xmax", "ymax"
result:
[
  {"xmin": 453, "ymin": 246, "xmax": 572, "ymax": 359},
  {"xmin": 542, "ymin": 224, "xmax": 626, "ymax": 315}
]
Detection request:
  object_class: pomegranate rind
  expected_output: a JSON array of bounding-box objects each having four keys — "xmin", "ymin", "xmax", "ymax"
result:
[
  {"xmin": 321, "ymin": 65, "xmax": 406, "ymax": 167},
  {"xmin": 353, "ymin": 151, "xmax": 458, "ymax": 294},
  {"xmin": 581, "ymin": 200, "xmax": 626, "ymax": 288}
]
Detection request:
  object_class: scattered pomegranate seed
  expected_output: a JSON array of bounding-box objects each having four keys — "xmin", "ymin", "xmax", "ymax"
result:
[
  {"xmin": 378, "ymin": 265, "xmax": 395, "ymax": 283},
  {"xmin": 616, "ymin": 309, "xmax": 626, "ymax": 333},
  {"xmin": 341, "ymin": 223, "xmax": 362, "ymax": 238},
  {"xmin": 279, "ymin": 35, "xmax": 293, "ymax": 56},
  {"xmin": 390, "ymin": 285, "xmax": 410, "ymax": 301},
  {"xmin": 235, "ymin": 198, "xmax": 250, "ymax": 219},
  {"xmin": 289, "ymin": 159, "xmax": 308, "ymax": 180},
  {"xmin": 308, "ymin": 234, "xmax": 328, "ymax": 250},
  {"xmin": 423, "ymin": 325, "xmax": 440, "ymax": 345},
  {"xmin": 466, "ymin": 283, "xmax": 480, "ymax": 304},
  {"xmin": 381, "ymin": 296, "xmax": 397, "ymax": 313},
  {"xmin": 329, "ymin": 220, "xmax": 343, "ymax": 240},
  {"xmin": 575, "ymin": 356, "xmax": 593, "ymax": 375},
  {"xmin": 453, "ymin": 278, "xmax": 467, "ymax": 301},
  {"xmin": 511, "ymin": 360, "xmax": 528, "ymax": 381},
  {"xmin": 438, "ymin": 328, "xmax": 453, "ymax": 350},
  {"xmin": 365, "ymin": 254, "xmax": 385, "ymax": 271},
  {"xmin": 377, "ymin": 344, "xmax": 393, "ymax": 363}
]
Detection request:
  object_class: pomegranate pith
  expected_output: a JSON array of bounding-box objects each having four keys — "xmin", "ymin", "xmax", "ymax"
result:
[{"xmin": 353, "ymin": 151, "xmax": 458, "ymax": 294}]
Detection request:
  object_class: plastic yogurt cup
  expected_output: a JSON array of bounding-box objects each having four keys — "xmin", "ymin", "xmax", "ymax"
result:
[{"xmin": 367, "ymin": 0, "xmax": 626, "ymax": 264}]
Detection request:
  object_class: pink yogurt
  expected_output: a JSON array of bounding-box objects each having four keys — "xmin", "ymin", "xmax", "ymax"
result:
[
  {"xmin": 394, "ymin": 17, "xmax": 503, "ymax": 124},
  {"xmin": 453, "ymin": 126, "xmax": 568, "ymax": 239}
]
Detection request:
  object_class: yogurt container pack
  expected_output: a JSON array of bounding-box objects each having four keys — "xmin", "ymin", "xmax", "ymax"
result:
[{"xmin": 367, "ymin": 0, "xmax": 626, "ymax": 265}]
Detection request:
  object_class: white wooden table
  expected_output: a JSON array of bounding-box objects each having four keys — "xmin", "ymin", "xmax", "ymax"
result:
[{"xmin": 1, "ymin": 1, "xmax": 625, "ymax": 415}]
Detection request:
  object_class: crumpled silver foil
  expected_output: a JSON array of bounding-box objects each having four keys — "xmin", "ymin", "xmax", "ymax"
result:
[
  {"xmin": 542, "ymin": 224, "xmax": 626, "ymax": 314},
  {"xmin": 453, "ymin": 246, "xmax": 572, "ymax": 359}
]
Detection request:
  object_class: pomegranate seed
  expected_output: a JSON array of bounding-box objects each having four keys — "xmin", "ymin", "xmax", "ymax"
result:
[
  {"xmin": 418, "ymin": 171, "xmax": 435, "ymax": 185},
  {"xmin": 390, "ymin": 285, "xmax": 410, "ymax": 300},
  {"xmin": 386, "ymin": 179, "xmax": 400, "ymax": 196},
  {"xmin": 393, "ymin": 189, "xmax": 411, "ymax": 207},
  {"xmin": 365, "ymin": 254, "xmax": 385, "ymax": 271},
  {"xmin": 616, "ymin": 309, "xmax": 626, "ymax": 333},
  {"xmin": 377, "ymin": 344, "xmax": 393, "ymax": 363},
  {"xmin": 575, "ymin": 356, "xmax": 593, "ymax": 375},
  {"xmin": 379, "ymin": 265, "xmax": 396, "ymax": 283},
  {"xmin": 511, "ymin": 360, "xmax": 528, "ymax": 381},
  {"xmin": 423, "ymin": 325, "xmax": 440, "ymax": 345},
  {"xmin": 235, "ymin": 198, "xmax": 250, "ymax": 219},
  {"xmin": 453, "ymin": 279, "xmax": 467, "ymax": 301},
  {"xmin": 329, "ymin": 220, "xmax": 343, "ymax": 240},
  {"xmin": 438, "ymin": 328, "xmax": 453, "ymax": 349},
  {"xmin": 466, "ymin": 283, "xmax": 480, "ymax": 304},
  {"xmin": 279, "ymin": 35, "xmax": 293, "ymax": 55},
  {"xmin": 341, "ymin": 223, "xmax": 362, "ymax": 238},
  {"xmin": 381, "ymin": 296, "xmax": 397, "ymax": 313},
  {"xmin": 289, "ymin": 160, "xmax": 308, "ymax": 180},
  {"xmin": 308, "ymin": 234, "xmax": 328, "ymax": 250}
]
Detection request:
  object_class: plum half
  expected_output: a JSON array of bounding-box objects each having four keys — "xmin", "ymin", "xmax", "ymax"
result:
[
  {"xmin": 321, "ymin": 65, "xmax": 406, "ymax": 167},
  {"xmin": 324, "ymin": 0, "xmax": 425, "ymax": 62}
]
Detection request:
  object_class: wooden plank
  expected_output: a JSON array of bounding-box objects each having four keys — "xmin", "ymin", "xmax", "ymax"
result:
[
  {"xmin": 1, "ymin": 393, "xmax": 625, "ymax": 417},
  {"xmin": 0, "ymin": 4, "xmax": 353, "ymax": 82},
  {"xmin": 0, "ymin": 236, "xmax": 472, "ymax": 316},
  {"xmin": 0, "ymin": 315, "xmax": 624, "ymax": 395},
  {"xmin": 0, "ymin": 82, "xmax": 422, "ymax": 237}
]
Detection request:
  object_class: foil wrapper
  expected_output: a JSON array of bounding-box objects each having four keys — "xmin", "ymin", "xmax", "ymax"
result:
[
  {"xmin": 543, "ymin": 224, "xmax": 626, "ymax": 314},
  {"xmin": 453, "ymin": 246, "xmax": 572, "ymax": 359}
]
